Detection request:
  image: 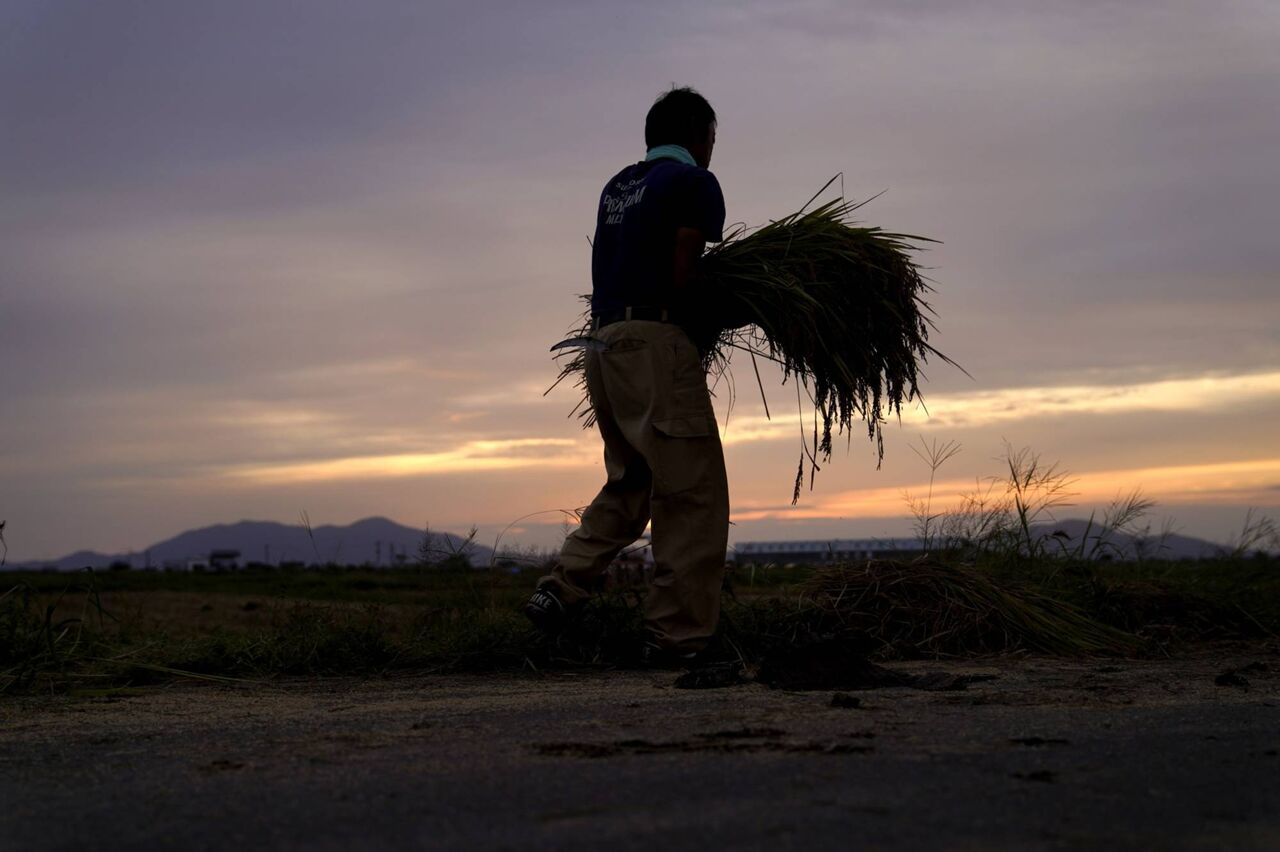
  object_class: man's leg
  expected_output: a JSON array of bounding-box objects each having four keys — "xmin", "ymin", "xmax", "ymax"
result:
[
  {"xmin": 538, "ymin": 347, "xmax": 652, "ymax": 607},
  {"xmin": 643, "ymin": 428, "xmax": 730, "ymax": 652},
  {"xmin": 605, "ymin": 322, "xmax": 730, "ymax": 652},
  {"xmin": 544, "ymin": 425, "xmax": 652, "ymax": 606}
]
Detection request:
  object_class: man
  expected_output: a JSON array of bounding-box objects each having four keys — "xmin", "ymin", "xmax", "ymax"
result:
[{"xmin": 526, "ymin": 86, "xmax": 729, "ymax": 666}]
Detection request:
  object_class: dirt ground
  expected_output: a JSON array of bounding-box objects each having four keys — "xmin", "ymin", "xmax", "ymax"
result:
[{"xmin": 2, "ymin": 644, "xmax": 1278, "ymax": 851}]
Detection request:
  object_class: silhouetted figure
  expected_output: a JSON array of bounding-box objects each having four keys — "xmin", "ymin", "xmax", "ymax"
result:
[{"xmin": 527, "ymin": 87, "xmax": 729, "ymax": 666}]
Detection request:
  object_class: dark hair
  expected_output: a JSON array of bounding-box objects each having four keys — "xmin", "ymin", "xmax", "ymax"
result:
[{"xmin": 644, "ymin": 86, "xmax": 716, "ymax": 150}]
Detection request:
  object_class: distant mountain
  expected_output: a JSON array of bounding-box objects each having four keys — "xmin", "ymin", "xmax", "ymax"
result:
[
  {"xmin": 9, "ymin": 514, "xmax": 1243, "ymax": 572},
  {"xmin": 1029, "ymin": 518, "xmax": 1226, "ymax": 560},
  {"xmin": 37, "ymin": 550, "xmax": 120, "ymax": 571},
  {"xmin": 15, "ymin": 517, "xmax": 493, "ymax": 571}
]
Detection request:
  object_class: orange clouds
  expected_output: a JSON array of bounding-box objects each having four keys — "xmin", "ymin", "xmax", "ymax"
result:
[
  {"xmin": 719, "ymin": 369, "xmax": 1280, "ymax": 443},
  {"xmin": 224, "ymin": 438, "xmax": 592, "ymax": 483},
  {"xmin": 732, "ymin": 457, "xmax": 1280, "ymax": 523}
]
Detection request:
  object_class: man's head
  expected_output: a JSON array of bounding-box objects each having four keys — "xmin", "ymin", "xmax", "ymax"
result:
[{"xmin": 645, "ymin": 86, "xmax": 717, "ymax": 169}]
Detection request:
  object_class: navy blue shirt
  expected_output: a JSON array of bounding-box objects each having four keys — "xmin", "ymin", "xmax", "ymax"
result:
[{"xmin": 591, "ymin": 158, "xmax": 726, "ymax": 316}]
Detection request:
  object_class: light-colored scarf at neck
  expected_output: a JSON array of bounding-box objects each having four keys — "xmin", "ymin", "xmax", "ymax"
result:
[{"xmin": 644, "ymin": 144, "xmax": 697, "ymax": 167}]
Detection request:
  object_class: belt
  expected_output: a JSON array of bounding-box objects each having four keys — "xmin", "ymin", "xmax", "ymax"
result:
[{"xmin": 591, "ymin": 306, "xmax": 671, "ymax": 331}]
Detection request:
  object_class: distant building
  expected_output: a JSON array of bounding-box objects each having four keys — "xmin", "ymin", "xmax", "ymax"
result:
[
  {"xmin": 208, "ymin": 550, "xmax": 243, "ymax": 571},
  {"xmin": 602, "ymin": 535, "xmax": 653, "ymax": 589},
  {"xmin": 733, "ymin": 538, "xmax": 925, "ymax": 566}
]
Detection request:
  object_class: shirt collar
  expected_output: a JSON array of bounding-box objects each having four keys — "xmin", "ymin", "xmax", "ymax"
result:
[{"xmin": 644, "ymin": 144, "xmax": 697, "ymax": 167}]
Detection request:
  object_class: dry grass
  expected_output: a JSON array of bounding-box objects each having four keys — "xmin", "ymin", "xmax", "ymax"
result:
[
  {"xmin": 8, "ymin": 547, "xmax": 1277, "ymax": 694},
  {"xmin": 801, "ymin": 558, "xmax": 1145, "ymax": 658}
]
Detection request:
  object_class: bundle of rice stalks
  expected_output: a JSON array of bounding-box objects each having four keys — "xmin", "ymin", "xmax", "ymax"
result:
[
  {"xmin": 802, "ymin": 559, "xmax": 1145, "ymax": 658},
  {"xmin": 553, "ymin": 185, "xmax": 957, "ymax": 500}
]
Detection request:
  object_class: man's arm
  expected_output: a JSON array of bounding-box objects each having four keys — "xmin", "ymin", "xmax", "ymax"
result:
[{"xmin": 672, "ymin": 226, "xmax": 707, "ymax": 292}]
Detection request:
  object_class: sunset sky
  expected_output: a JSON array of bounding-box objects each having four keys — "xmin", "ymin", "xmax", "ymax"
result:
[{"xmin": 3, "ymin": 1, "xmax": 1278, "ymax": 561}]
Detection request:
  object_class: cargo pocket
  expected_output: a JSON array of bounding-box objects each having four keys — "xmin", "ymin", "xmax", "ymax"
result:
[
  {"xmin": 650, "ymin": 415, "xmax": 719, "ymax": 494},
  {"xmin": 652, "ymin": 415, "xmax": 716, "ymax": 439}
]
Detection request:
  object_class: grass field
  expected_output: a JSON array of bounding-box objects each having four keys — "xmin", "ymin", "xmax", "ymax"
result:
[{"xmin": 3, "ymin": 552, "xmax": 1276, "ymax": 695}]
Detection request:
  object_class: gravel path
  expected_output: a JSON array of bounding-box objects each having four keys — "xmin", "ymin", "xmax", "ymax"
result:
[{"xmin": 3, "ymin": 646, "xmax": 1278, "ymax": 850}]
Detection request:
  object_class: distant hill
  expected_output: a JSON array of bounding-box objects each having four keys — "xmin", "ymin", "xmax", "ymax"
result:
[
  {"xmin": 15, "ymin": 517, "xmax": 493, "ymax": 571},
  {"xmin": 8, "ymin": 515, "xmax": 1243, "ymax": 572},
  {"xmin": 1029, "ymin": 519, "xmax": 1225, "ymax": 560}
]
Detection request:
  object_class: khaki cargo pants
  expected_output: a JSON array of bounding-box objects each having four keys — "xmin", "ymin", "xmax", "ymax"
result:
[{"xmin": 541, "ymin": 320, "xmax": 730, "ymax": 652}]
